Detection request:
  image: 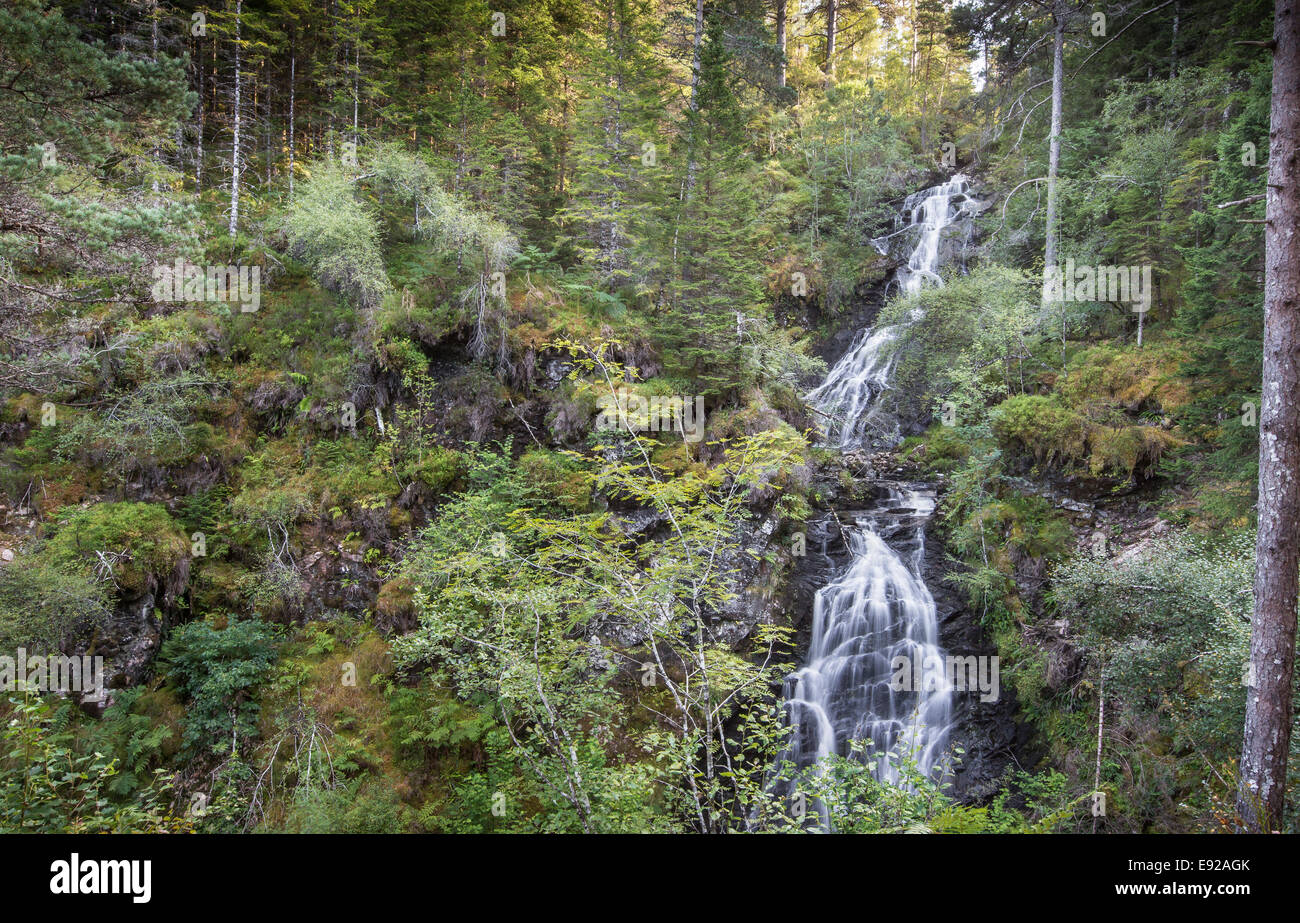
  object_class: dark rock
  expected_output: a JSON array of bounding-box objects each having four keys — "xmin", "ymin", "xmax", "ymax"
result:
[{"xmin": 923, "ymin": 516, "xmax": 1042, "ymax": 801}]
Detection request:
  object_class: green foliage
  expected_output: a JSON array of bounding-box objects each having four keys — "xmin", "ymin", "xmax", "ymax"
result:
[
  {"xmin": 84, "ymin": 687, "xmax": 181, "ymax": 798},
  {"xmin": 395, "ymin": 379, "xmax": 808, "ymax": 831},
  {"xmin": 56, "ymin": 373, "xmax": 218, "ymax": 484},
  {"xmin": 989, "ymin": 395, "xmax": 1089, "ymax": 468},
  {"xmin": 1054, "ymin": 532, "xmax": 1254, "ymax": 752},
  {"xmin": 279, "ymin": 161, "xmax": 392, "ymax": 309},
  {"xmin": 159, "ymin": 619, "xmax": 279, "ymax": 759},
  {"xmin": 879, "ymin": 265, "xmax": 1040, "ymax": 424},
  {"xmin": 764, "ymin": 81, "xmax": 917, "ymax": 314},
  {"xmin": 776, "ymin": 740, "xmax": 1073, "ymax": 833},
  {"xmin": 516, "ymin": 448, "xmax": 592, "ymax": 512},
  {"xmin": 990, "ymin": 392, "xmax": 1182, "ymax": 481},
  {"xmin": 283, "ymin": 778, "xmax": 412, "ymax": 833},
  {"xmin": 44, "ymin": 501, "xmax": 188, "ymax": 595},
  {"xmin": 0, "ymin": 0, "xmax": 1286, "ymax": 838},
  {"xmin": 1051, "ymin": 529, "xmax": 1299, "ymax": 830},
  {"xmin": 0, "ymin": 551, "xmax": 110, "ymax": 650},
  {"xmin": 0, "ymin": 694, "xmax": 189, "ymax": 833}
]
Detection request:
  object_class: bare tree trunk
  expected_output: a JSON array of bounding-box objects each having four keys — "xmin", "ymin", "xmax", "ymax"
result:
[
  {"xmin": 824, "ymin": 0, "xmax": 837, "ymax": 84},
  {"xmin": 264, "ymin": 60, "xmax": 273, "ymax": 187},
  {"xmin": 909, "ymin": 0, "xmax": 918, "ymax": 79},
  {"xmin": 229, "ymin": 0, "xmax": 243, "ymax": 238},
  {"xmin": 686, "ymin": 0, "xmax": 704, "ymax": 195},
  {"xmin": 150, "ymin": 0, "xmax": 160, "ymax": 201},
  {"xmin": 1044, "ymin": 5, "xmax": 1064, "ymax": 273},
  {"xmin": 1171, "ymin": 2, "xmax": 1180, "ymax": 78},
  {"xmin": 288, "ymin": 48, "xmax": 296, "ymax": 199},
  {"xmin": 1044, "ymin": 5, "xmax": 1066, "ymax": 366},
  {"xmin": 776, "ymin": 0, "xmax": 787, "ymax": 88},
  {"xmin": 1238, "ymin": 0, "xmax": 1300, "ymax": 833},
  {"xmin": 689, "ymin": 0, "xmax": 704, "ymax": 109},
  {"xmin": 196, "ymin": 46, "xmax": 205, "ymax": 189}
]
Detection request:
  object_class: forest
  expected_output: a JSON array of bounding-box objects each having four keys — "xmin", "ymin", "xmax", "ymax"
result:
[{"xmin": 0, "ymin": 0, "xmax": 1297, "ymax": 839}]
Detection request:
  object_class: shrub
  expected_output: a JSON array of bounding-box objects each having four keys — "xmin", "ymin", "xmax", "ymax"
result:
[
  {"xmin": 402, "ymin": 445, "xmax": 467, "ymax": 497},
  {"xmin": 279, "ymin": 162, "xmax": 391, "ymax": 310},
  {"xmin": 159, "ymin": 618, "xmax": 279, "ymax": 758},
  {"xmin": 989, "ymin": 395, "xmax": 1180, "ymax": 480},
  {"xmin": 517, "ymin": 448, "xmax": 591, "ymax": 512},
  {"xmin": 0, "ymin": 553, "xmax": 110, "ymax": 650},
  {"xmin": 44, "ymin": 502, "xmax": 188, "ymax": 595},
  {"xmin": 0, "ymin": 696, "xmax": 189, "ymax": 833},
  {"xmin": 989, "ymin": 395, "xmax": 1089, "ymax": 468},
  {"xmin": 1087, "ymin": 424, "xmax": 1181, "ymax": 479}
]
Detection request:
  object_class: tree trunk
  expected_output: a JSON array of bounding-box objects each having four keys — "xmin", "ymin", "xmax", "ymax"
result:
[
  {"xmin": 1044, "ymin": 5, "xmax": 1066, "ymax": 367},
  {"xmin": 1171, "ymin": 2, "xmax": 1180, "ymax": 78},
  {"xmin": 776, "ymin": 0, "xmax": 787, "ymax": 88},
  {"xmin": 289, "ymin": 48, "xmax": 296, "ymax": 199},
  {"xmin": 909, "ymin": 0, "xmax": 918, "ymax": 79},
  {"xmin": 196, "ymin": 46, "xmax": 205, "ymax": 189},
  {"xmin": 264, "ymin": 60, "xmax": 273, "ymax": 188},
  {"xmin": 824, "ymin": 0, "xmax": 837, "ymax": 84},
  {"xmin": 229, "ymin": 0, "xmax": 243, "ymax": 238},
  {"xmin": 686, "ymin": 0, "xmax": 704, "ymax": 195},
  {"xmin": 1044, "ymin": 6, "xmax": 1064, "ymax": 273},
  {"xmin": 689, "ymin": 0, "xmax": 704, "ymax": 110},
  {"xmin": 1238, "ymin": 0, "xmax": 1300, "ymax": 833},
  {"xmin": 150, "ymin": 0, "xmax": 160, "ymax": 201}
]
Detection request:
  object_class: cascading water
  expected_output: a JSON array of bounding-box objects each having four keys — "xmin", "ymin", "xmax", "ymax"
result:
[
  {"xmin": 783, "ymin": 488, "xmax": 952, "ymax": 786},
  {"xmin": 779, "ymin": 176, "xmax": 970, "ymax": 813},
  {"xmin": 806, "ymin": 174, "xmax": 968, "ymax": 449}
]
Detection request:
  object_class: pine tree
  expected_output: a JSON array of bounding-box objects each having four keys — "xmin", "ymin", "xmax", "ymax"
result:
[
  {"xmin": 655, "ymin": 11, "xmax": 765, "ymax": 401},
  {"xmin": 560, "ymin": 0, "xmax": 665, "ymax": 288}
]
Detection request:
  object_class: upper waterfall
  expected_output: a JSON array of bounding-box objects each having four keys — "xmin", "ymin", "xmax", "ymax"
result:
[{"xmin": 807, "ymin": 174, "xmax": 969, "ymax": 449}]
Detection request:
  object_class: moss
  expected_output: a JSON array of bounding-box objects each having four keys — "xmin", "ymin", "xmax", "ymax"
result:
[
  {"xmin": 989, "ymin": 395, "xmax": 1089, "ymax": 468},
  {"xmin": 1088, "ymin": 424, "xmax": 1182, "ymax": 479},
  {"xmin": 898, "ymin": 425, "xmax": 973, "ymax": 473},
  {"xmin": 402, "ymin": 444, "xmax": 467, "ymax": 497},
  {"xmin": 1056, "ymin": 341, "xmax": 1191, "ymax": 415},
  {"xmin": 517, "ymin": 448, "xmax": 592, "ymax": 512},
  {"xmin": 375, "ymin": 577, "xmax": 416, "ymax": 625},
  {"xmin": 44, "ymin": 502, "xmax": 188, "ymax": 594},
  {"xmin": 2, "ymin": 393, "xmax": 49, "ymax": 425},
  {"xmin": 190, "ymin": 561, "xmax": 247, "ymax": 614},
  {"xmin": 648, "ymin": 441, "xmax": 701, "ymax": 478},
  {"xmin": 990, "ymin": 394, "xmax": 1181, "ymax": 481}
]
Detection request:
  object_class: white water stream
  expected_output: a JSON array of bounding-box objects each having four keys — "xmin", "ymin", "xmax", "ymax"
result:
[
  {"xmin": 780, "ymin": 176, "xmax": 969, "ymax": 808},
  {"xmin": 805, "ymin": 175, "xmax": 968, "ymax": 449}
]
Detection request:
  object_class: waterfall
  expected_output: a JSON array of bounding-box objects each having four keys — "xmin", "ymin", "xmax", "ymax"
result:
[
  {"xmin": 778, "ymin": 176, "xmax": 969, "ymax": 821},
  {"xmin": 806, "ymin": 174, "xmax": 968, "ymax": 449},
  {"xmin": 783, "ymin": 488, "xmax": 952, "ymax": 786}
]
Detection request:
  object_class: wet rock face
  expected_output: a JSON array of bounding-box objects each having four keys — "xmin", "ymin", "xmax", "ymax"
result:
[
  {"xmin": 101, "ymin": 593, "xmax": 163, "ymax": 689},
  {"xmin": 711, "ymin": 512, "xmax": 790, "ymax": 648},
  {"xmin": 776, "ymin": 448, "xmax": 1040, "ymax": 802},
  {"xmin": 75, "ymin": 590, "xmax": 164, "ymax": 716},
  {"xmin": 923, "ymin": 520, "xmax": 1041, "ymax": 801},
  {"xmin": 786, "ymin": 512, "xmax": 852, "ymax": 652}
]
